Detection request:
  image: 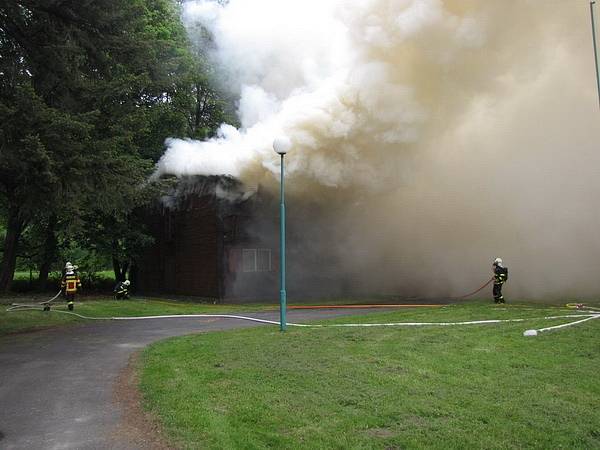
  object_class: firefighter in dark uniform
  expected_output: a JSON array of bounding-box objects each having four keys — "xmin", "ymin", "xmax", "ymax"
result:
[
  {"xmin": 492, "ymin": 257, "xmax": 508, "ymax": 304},
  {"xmin": 114, "ymin": 279, "xmax": 130, "ymax": 300},
  {"xmin": 61, "ymin": 262, "xmax": 81, "ymax": 310}
]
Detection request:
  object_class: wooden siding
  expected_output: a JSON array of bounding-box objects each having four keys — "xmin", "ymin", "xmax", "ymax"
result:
[
  {"xmin": 137, "ymin": 195, "xmax": 221, "ymax": 298},
  {"xmin": 137, "ymin": 182, "xmax": 278, "ymax": 301}
]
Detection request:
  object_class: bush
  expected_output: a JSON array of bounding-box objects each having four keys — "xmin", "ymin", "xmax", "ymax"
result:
[{"xmin": 10, "ymin": 270, "xmax": 116, "ymax": 293}]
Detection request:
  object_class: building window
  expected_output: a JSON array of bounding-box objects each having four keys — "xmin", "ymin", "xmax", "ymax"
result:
[
  {"xmin": 242, "ymin": 248, "xmax": 272, "ymax": 272},
  {"xmin": 242, "ymin": 249, "xmax": 256, "ymax": 272},
  {"xmin": 257, "ymin": 248, "xmax": 272, "ymax": 272}
]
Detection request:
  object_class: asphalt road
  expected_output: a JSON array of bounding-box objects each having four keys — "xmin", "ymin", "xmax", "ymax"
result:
[{"xmin": 0, "ymin": 309, "xmax": 382, "ymax": 450}]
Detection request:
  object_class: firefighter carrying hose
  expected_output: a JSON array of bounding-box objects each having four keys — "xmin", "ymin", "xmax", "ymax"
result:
[
  {"xmin": 492, "ymin": 257, "xmax": 508, "ymax": 304},
  {"xmin": 61, "ymin": 262, "xmax": 81, "ymax": 310},
  {"xmin": 114, "ymin": 280, "xmax": 130, "ymax": 300}
]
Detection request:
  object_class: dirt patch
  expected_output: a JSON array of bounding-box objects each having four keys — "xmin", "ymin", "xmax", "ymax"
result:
[{"xmin": 113, "ymin": 352, "xmax": 176, "ymax": 450}]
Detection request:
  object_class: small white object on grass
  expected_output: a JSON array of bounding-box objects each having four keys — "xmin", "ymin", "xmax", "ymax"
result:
[{"xmin": 523, "ymin": 329, "xmax": 538, "ymax": 337}]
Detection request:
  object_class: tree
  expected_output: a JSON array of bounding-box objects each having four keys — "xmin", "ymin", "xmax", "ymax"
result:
[
  {"xmin": 0, "ymin": 0, "xmax": 168, "ymax": 290},
  {"xmin": 0, "ymin": 82, "xmax": 93, "ymax": 289},
  {"xmin": 0, "ymin": 0, "xmax": 238, "ymax": 290}
]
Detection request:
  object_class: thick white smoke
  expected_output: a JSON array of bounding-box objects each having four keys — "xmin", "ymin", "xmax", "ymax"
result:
[
  {"xmin": 156, "ymin": 0, "xmax": 440, "ymax": 186},
  {"xmin": 156, "ymin": 0, "xmax": 600, "ymax": 299}
]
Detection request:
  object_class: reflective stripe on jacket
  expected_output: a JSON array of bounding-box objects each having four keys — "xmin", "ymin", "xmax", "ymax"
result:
[
  {"xmin": 494, "ymin": 266, "xmax": 508, "ymax": 284},
  {"xmin": 62, "ymin": 273, "xmax": 81, "ymax": 293}
]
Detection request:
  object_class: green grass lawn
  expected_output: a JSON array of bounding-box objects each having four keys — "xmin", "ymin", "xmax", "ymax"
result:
[
  {"xmin": 140, "ymin": 301, "xmax": 600, "ymax": 449},
  {"xmin": 0, "ymin": 293, "xmax": 450, "ymax": 336},
  {"xmin": 0, "ymin": 296, "xmax": 274, "ymax": 336},
  {"xmin": 0, "ymin": 293, "xmax": 461, "ymax": 336}
]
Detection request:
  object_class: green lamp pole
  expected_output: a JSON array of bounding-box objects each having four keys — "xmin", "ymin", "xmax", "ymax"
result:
[
  {"xmin": 273, "ymin": 136, "xmax": 292, "ymax": 331},
  {"xmin": 591, "ymin": 1, "xmax": 600, "ymax": 108}
]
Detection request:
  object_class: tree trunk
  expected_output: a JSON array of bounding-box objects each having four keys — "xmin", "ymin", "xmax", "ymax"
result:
[
  {"xmin": 37, "ymin": 214, "xmax": 58, "ymax": 290},
  {"xmin": 112, "ymin": 257, "xmax": 129, "ymax": 282},
  {"xmin": 129, "ymin": 260, "xmax": 138, "ymax": 293},
  {"xmin": 112, "ymin": 256, "xmax": 123, "ymax": 282},
  {"xmin": 121, "ymin": 261, "xmax": 129, "ymax": 280},
  {"xmin": 0, "ymin": 208, "xmax": 25, "ymax": 292}
]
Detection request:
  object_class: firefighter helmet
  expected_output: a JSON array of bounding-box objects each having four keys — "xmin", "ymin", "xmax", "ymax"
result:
[
  {"xmin": 123, "ymin": 280, "xmax": 130, "ymax": 287},
  {"xmin": 493, "ymin": 257, "xmax": 503, "ymax": 266}
]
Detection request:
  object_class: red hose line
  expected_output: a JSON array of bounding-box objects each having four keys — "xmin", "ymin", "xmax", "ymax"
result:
[
  {"xmin": 288, "ymin": 304, "xmax": 443, "ymax": 310},
  {"xmin": 451, "ymin": 277, "xmax": 495, "ymax": 299},
  {"xmin": 287, "ymin": 278, "xmax": 495, "ymax": 310}
]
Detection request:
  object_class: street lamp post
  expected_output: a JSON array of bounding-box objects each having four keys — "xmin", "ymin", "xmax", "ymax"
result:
[
  {"xmin": 591, "ymin": 1, "xmax": 600, "ymax": 108},
  {"xmin": 273, "ymin": 136, "xmax": 292, "ymax": 332}
]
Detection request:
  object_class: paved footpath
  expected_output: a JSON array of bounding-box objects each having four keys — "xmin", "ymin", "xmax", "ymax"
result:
[{"xmin": 0, "ymin": 309, "xmax": 380, "ymax": 450}]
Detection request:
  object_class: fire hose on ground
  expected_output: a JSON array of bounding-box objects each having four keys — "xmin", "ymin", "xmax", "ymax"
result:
[
  {"xmin": 4, "ymin": 276, "xmax": 496, "ymax": 314},
  {"xmin": 288, "ymin": 277, "xmax": 496, "ymax": 310},
  {"xmin": 6, "ymin": 289, "xmax": 63, "ymax": 312},
  {"xmin": 5, "ymin": 281, "xmax": 600, "ymax": 337}
]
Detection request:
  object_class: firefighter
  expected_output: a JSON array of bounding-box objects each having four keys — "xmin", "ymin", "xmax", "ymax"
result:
[
  {"xmin": 114, "ymin": 279, "xmax": 131, "ymax": 300},
  {"xmin": 61, "ymin": 262, "xmax": 82, "ymax": 310},
  {"xmin": 492, "ymin": 257, "xmax": 508, "ymax": 304}
]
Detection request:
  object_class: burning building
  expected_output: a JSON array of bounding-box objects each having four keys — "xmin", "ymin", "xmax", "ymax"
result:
[
  {"xmin": 137, "ymin": 175, "xmax": 357, "ymax": 301},
  {"xmin": 137, "ymin": 176, "xmax": 279, "ymax": 300},
  {"xmin": 145, "ymin": 1, "xmax": 600, "ymax": 300}
]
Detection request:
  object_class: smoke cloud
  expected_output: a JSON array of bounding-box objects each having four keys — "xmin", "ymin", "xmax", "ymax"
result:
[{"xmin": 156, "ymin": 0, "xmax": 600, "ymax": 299}]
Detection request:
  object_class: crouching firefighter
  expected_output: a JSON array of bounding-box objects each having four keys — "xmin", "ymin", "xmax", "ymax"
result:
[
  {"xmin": 114, "ymin": 279, "xmax": 130, "ymax": 300},
  {"xmin": 492, "ymin": 257, "xmax": 508, "ymax": 304},
  {"xmin": 61, "ymin": 262, "xmax": 82, "ymax": 310}
]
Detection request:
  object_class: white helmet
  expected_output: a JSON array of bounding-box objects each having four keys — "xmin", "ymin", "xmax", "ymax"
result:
[
  {"xmin": 493, "ymin": 257, "xmax": 503, "ymax": 266},
  {"xmin": 65, "ymin": 262, "xmax": 74, "ymax": 271},
  {"xmin": 123, "ymin": 280, "xmax": 130, "ymax": 286}
]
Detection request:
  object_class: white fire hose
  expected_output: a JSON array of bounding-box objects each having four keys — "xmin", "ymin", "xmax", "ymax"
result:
[
  {"xmin": 523, "ymin": 304, "xmax": 600, "ymax": 336},
  {"xmin": 7, "ymin": 307, "xmax": 598, "ymax": 337},
  {"xmin": 6, "ymin": 290, "xmax": 63, "ymax": 312}
]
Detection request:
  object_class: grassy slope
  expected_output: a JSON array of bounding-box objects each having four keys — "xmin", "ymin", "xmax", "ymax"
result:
[
  {"xmin": 140, "ymin": 302, "xmax": 600, "ymax": 449},
  {"xmin": 0, "ymin": 297, "xmax": 274, "ymax": 335}
]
